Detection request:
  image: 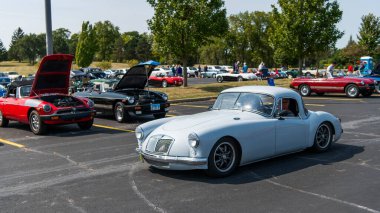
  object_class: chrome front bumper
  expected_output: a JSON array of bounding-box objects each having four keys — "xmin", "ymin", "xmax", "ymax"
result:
[{"xmin": 136, "ymin": 148, "xmax": 207, "ymax": 166}]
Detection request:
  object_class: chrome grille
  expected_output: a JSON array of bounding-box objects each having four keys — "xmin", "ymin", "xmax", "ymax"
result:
[{"xmin": 145, "ymin": 135, "xmax": 174, "ymax": 155}]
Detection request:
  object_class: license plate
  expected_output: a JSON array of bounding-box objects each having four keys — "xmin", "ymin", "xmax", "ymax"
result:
[{"xmin": 150, "ymin": 104, "xmax": 160, "ymax": 111}]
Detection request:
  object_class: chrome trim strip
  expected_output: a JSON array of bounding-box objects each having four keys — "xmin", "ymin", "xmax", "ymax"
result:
[{"xmin": 136, "ymin": 148, "xmax": 207, "ymax": 165}]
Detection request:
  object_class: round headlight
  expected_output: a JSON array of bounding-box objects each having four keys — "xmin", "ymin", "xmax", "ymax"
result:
[
  {"xmin": 87, "ymin": 99, "xmax": 94, "ymax": 108},
  {"xmin": 126, "ymin": 96, "xmax": 135, "ymax": 104},
  {"xmin": 135, "ymin": 126, "xmax": 144, "ymax": 140},
  {"xmin": 188, "ymin": 132, "xmax": 200, "ymax": 148},
  {"xmin": 161, "ymin": 94, "xmax": 168, "ymax": 101},
  {"xmin": 42, "ymin": 104, "xmax": 51, "ymax": 112},
  {"xmin": 360, "ymin": 80, "xmax": 365, "ymax": 85}
]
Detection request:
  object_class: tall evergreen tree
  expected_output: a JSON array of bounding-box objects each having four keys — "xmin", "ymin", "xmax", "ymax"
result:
[
  {"xmin": 8, "ymin": 27, "xmax": 25, "ymax": 62},
  {"xmin": 0, "ymin": 39, "xmax": 7, "ymax": 61},
  {"xmin": 76, "ymin": 22, "xmax": 97, "ymax": 67}
]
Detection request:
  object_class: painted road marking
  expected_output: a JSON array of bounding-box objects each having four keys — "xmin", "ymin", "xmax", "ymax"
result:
[
  {"xmin": 305, "ymin": 104, "xmax": 325, "ymax": 107},
  {"xmin": 93, "ymin": 124, "xmax": 135, "ymax": 133},
  {"xmin": 0, "ymin": 138, "xmax": 25, "ymax": 148},
  {"xmin": 171, "ymin": 104, "xmax": 209, "ymax": 108}
]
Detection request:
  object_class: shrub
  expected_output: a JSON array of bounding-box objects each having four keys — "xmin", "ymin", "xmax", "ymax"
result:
[{"xmin": 95, "ymin": 61, "xmax": 112, "ymax": 70}]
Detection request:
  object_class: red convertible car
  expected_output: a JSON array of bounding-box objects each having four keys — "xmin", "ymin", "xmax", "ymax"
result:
[
  {"xmin": 148, "ymin": 71, "xmax": 183, "ymax": 88},
  {"xmin": 0, "ymin": 54, "xmax": 96, "ymax": 135},
  {"xmin": 290, "ymin": 76, "xmax": 377, "ymax": 98}
]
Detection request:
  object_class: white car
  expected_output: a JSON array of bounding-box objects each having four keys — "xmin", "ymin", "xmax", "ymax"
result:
[
  {"xmin": 7, "ymin": 71, "xmax": 20, "ymax": 81},
  {"xmin": 153, "ymin": 67, "xmax": 172, "ymax": 76},
  {"xmin": 135, "ymin": 86, "xmax": 343, "ymax": 177},
  {"xmin": 302, "ymin": 69, "xmax": 326, "ymax": 76},
  {"xmin": 216, "ymin": 72, "xmax": 258, "ymax": 82},
  {"xmin": 186, "ymin": 67, "xmax": 198, "ymax": 77}
]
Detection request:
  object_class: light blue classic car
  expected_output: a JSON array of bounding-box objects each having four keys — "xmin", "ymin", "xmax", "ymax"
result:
[{"xmin": 136, "ymin": 86, "xmax": 343, "ymax": 177}]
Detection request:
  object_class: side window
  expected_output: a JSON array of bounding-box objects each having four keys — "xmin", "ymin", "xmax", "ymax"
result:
[
  {"xmin": 276, "ymin": 98, "xmax": 299, "ymax": 117},
  {"xmin": 7, "ymin": 87, "xmax": 16, "ymax": 98}
]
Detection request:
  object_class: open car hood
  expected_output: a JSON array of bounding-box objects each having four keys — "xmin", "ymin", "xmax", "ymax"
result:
[
  {"xmin": 114, "ymin": 60, "xmax": 160, "ymax": 90},
  {"xmin": 31, "ymin": 54, "xmax": 73, "ymax": 96}
]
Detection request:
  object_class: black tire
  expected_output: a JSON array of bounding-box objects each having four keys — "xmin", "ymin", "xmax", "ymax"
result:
[
  {"xmin": 312, "ymin": 122, "xmax": 333, "ymax": 152},
  {"xmin": 345, "ymin": 84, "xmax": 359, "ymax": 98},
  {"xmin": 237, "ymin": 76, "xmax": 243, "ymax": 82},
  {"xmin": 114, "ymin": 102, "xmax": 129, "ymax": 123},
  {"xmin": 299, "ymin": 84, "xmax": 311, "ymax": 96},
  {"xmin": 161, "ymin": 80, "xmax": 168, "ymax": 88},
  {"xmin": 29, "ymin": 110, "xmax": 47, "ymax": 135},
  {"xmin": 200, "ymin": 74, "xmax": 205, "ymax": 78},
  {"xmin": 316, "ymin": 92, "xmax": 325, "ymax": 96},
  {"xmin": 0, "ymin": 110, "xmax": 9, "ymax": 127},
  {"xmin": 78, "ymin": 119, "xmax": 93, "ymax": 130},
  {"xmin": 217, "ymin": 76, "xmax": 223, "ymax": 83},
  {"xmin": 212, "ymin": 73, "xmax": 216, "ymax": 78},
  {"xmin": 206, "ymin": 138, "xmax": 240, "ymax": 177},
  {"xmin": 153, "ymin": 113, "xmax": 166, "ymax": 119}
]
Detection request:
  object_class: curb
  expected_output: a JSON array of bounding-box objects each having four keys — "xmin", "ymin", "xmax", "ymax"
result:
[{"xmin": 169, "ymin": 96, "xmax": 216, "ymax": 104}]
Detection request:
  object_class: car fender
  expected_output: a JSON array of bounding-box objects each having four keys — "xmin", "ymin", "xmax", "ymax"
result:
[{"xmin": 307, "ymin": 111, "xmax": 342, "ymax": 147}]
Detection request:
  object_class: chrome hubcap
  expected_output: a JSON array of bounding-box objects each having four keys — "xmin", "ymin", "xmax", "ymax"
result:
[
  {"xmin": 348, "ymin": 86, "xmax": 358, "ymax": 96},
  {"xmin": 0, "ymin": 111, "xmax": 3, "ymax": 123},
  {"xmin": 31, "ymin": 114, "xmax": 39, "ymax": 131},
  {"xmin": 214, "ymin": 142, "xmax": 235, "ymax": 172},
  {"xmin": 162, "ymin": 81, "xmax": 167, "ymax": 87},
  {"xmin": 116, "ymin": 106, "xmax": 123, "ymax": 120},
  {"xmin": 316, "ymin": 124, "xmax": 331, "ymax": 149},
  {"xmin": 301, "ymin": 86, "xmax": 309, "ymax": 95}
]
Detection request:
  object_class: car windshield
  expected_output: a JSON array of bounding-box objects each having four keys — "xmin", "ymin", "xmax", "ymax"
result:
[
  {"xmin": 212, "ymin": 92, "xmax": 274, "ymax": 116},
  {"xmin": 20, "ymin": 86, "xmax": 32, "ymax": 97}
]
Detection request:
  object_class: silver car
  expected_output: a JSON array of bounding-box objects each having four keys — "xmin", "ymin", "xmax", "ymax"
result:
[{"xmin": 136, "ymin": 86, "xmax": 343, "ymax": 177}]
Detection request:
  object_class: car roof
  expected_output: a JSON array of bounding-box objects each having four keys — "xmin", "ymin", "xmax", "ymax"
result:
[{"xmin": 222, "ymin": 86, "xmax": 300, "ymax": 99}]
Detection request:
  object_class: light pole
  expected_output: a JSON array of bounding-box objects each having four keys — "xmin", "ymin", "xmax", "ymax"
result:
[{"xmin": 45, "ymin": 0, "xmax": 53, "ymax": 55}]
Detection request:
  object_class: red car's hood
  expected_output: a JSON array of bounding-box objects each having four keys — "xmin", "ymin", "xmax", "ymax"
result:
[{"xmin": 31, "ymin": 54, "xmax": 73, "ymax": 96}]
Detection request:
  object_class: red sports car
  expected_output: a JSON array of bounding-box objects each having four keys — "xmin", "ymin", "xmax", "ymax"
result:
[
  {"xmin": 148, "ymin": 71, "xmax": 183, "ymax": 88},
  {"xmin": 0, "ymin": 54, "xmax": 96, "ymax": 134},
  {"xmin": 290, "ymin": 76, "xmax": 377, "ymax": 98}
]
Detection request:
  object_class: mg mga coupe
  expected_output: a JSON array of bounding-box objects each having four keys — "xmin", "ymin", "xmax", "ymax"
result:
[
  {"xmin": 136, "ymin": 86, "xmax": 343, "ymax": 177},
  {"xmin": 0, "ymin": 54, "xmax": 95, "ymax": 135}
]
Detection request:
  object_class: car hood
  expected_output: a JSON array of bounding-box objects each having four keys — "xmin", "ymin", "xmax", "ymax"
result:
[
  {"xmin": 31, "ymin": 54, "xmax": 73, "ymax": 96},
  {"xmin": 114, "ymin": 60, "xmax": 160, "ymax": 90},
  {"xmin": 160, "ymin": 110, "xmax": 266, "ymax": 132}
]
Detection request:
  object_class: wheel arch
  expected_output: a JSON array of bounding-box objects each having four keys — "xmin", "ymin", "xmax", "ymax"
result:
[
  {"xmin": 217, "ymin": 136, "xmax": 242, "ymax": 165},
  {"xmin": 27, "ymin": 107, "xmax": 37, "ymax": 121},
  {"xmin": 344, "ymin": 83, "xmax": 357, "ymax": 92}
]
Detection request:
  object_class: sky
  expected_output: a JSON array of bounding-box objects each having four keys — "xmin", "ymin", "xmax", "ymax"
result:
[{"xmin": 0, "ymin": 0, "xmax": 379, "ymax": 50}]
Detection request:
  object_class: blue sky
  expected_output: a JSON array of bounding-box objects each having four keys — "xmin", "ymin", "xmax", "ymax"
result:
[{"xmin": 0, "ymin": 0, "xmax": 379, "ymax": 49}]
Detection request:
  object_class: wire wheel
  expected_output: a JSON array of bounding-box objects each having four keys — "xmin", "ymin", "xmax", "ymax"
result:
[
  {"xmin": 299, "ymin": 84, "xmax": 311, "ymax": 96},
  {"xmin": 345, "ymin": 84, "xmax": 359, "ymax": 98},
  {"xmin": 162, "ymin": 80, "xmax": 168, "ymax": 88}
]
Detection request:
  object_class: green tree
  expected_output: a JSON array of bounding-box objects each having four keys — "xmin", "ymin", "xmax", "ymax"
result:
[
  {"xmin": 270, "ymin": 0, "xmax": 343, "ymax": 72},
  {"xmin": 94, "ymin": 21, "xmax": 120, "ymax": 61},
  {"xmin": 147, "ymin": 0, "xmax": 228, "ymax": 86},
  {"xmin": 69, "ymin": 33, "xmax": 79, "ymax": 56},
  {"xmin": 19, "ymin": 33, "xmax": 44, "ymax": 64},
  {"xmin": 229, "ymin": 11, "xmax": 273, "ymax": 67},
  {"xmin": 199, "ymin": 37, "xmax": 229, "ymax": 65},
  {"xmin": 76, "ymin": 21, "xmax": 97, "ymax": 67},
  {"xmin": 136, "ymin": 33, "xmax": 153, "ymax": 62},
  {"xmin": 341, "ymin": 35, "xmax": 365, "ymax": 64},
  {"xmin": 112, "ymin": 36, "xmax": 125, "ymax": 63},
  {"xmin": 53, "ymin": 28, "xmax": 70, "ymax": 54},
  {"xmin": 0, "ymin": 39, "xmax": 7, "ymax": 61},
  {"xmin": 8, "ymin": 27, "xmax": 25, "ymax": 62},
  {"xmin": 122, "ymin": 31, "xmax": 140, "ymax": 60},
  {"xmin": 357, "ymin": 13, "xmax": 380, "ymax": 56}
]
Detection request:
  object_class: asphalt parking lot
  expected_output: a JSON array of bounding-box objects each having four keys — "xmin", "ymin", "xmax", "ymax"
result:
[{"xmin": 1, "ymin": 94, "xmax": 380, "ymax": 213}]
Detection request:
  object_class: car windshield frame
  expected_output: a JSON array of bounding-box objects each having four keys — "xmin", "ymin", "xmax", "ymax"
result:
[{"xmin": 212, "ymin": 92, "xmax": 275, "ymax": 117}]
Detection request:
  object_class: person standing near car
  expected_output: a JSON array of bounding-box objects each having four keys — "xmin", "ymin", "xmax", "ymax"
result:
[
  {"xmin": 196, "ymin": 65, "xmax": 201, "ymax": 78},
  {"xmin": 234, "ymin": 61, "xmax": 240, "ymax": 74},
  {"xmin": 243, "ymin": 62, "xmax": 248, "ymax": 73},
  {"xmin": 327, "ymin": 61, "xmax": 336, "ymax": 76}
]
